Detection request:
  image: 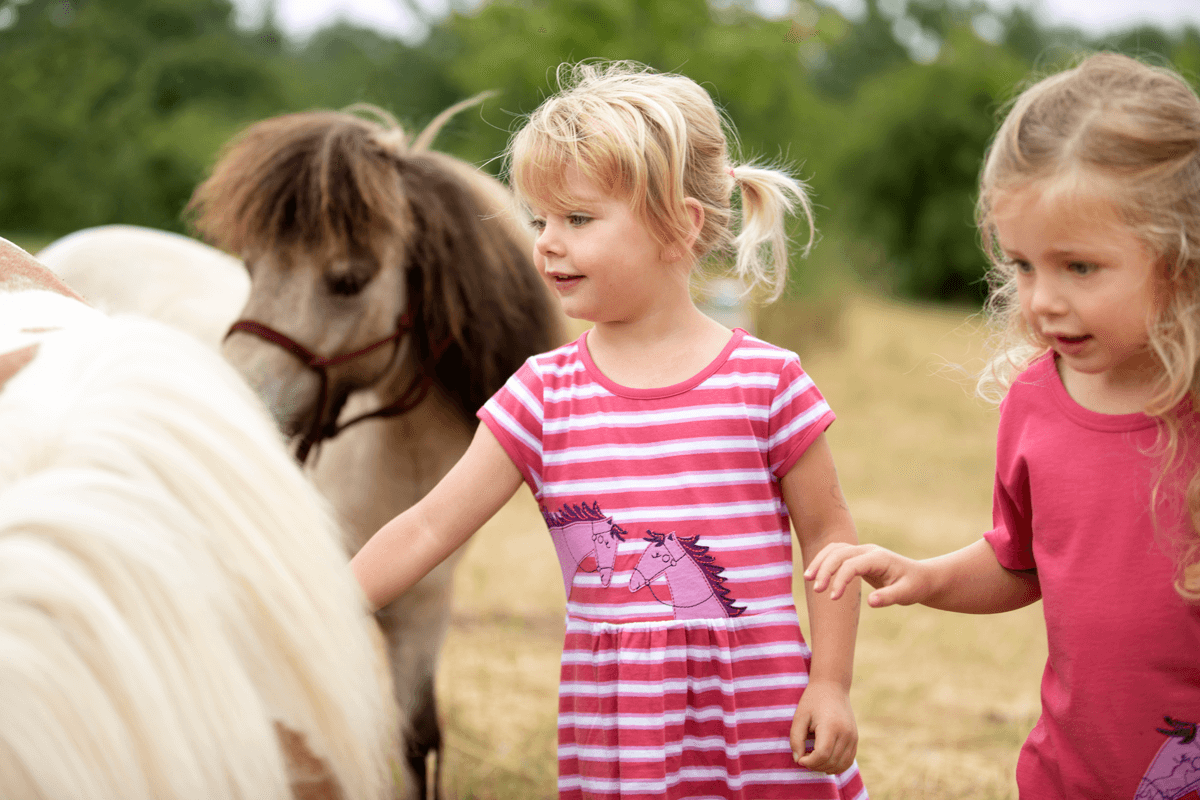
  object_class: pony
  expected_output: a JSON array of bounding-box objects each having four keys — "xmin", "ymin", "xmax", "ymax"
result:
[
  {"xmin": 41, "ymin": 97, "xmax": 566, "ymax": 798},
  {"xmin": 629, "ymin": 530, "xmax": 746, "ymax": 620},
  {"xmin": 0, "ymin": 239, "xmax": 398, "ymax": 800}
]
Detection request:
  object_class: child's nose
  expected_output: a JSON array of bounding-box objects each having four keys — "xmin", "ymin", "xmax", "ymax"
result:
[
  {"xmin": 535, "ymin": 221, "xmax": 564, "ymax": 257},
  {"xmin": 1028, "ymin": 274, "xmax": 1066, "ymax": 316}
]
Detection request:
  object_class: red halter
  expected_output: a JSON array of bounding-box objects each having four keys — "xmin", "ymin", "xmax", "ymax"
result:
[{"xmin": 225, "ymin": 311, "xmax": 452, "ymax": 464}]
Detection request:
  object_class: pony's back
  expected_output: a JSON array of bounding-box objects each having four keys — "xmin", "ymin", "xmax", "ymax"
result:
[{"xmin": 0, "ymin": 311, "xmax": 396, "ymax": 799}]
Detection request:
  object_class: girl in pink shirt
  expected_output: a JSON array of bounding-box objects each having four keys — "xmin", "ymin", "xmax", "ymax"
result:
[
  {"xmin": 353, "ymin": 61, "xmax": 867, "ymax": 799},
  {"xmin": 807, "ymin": 52, "xmax": 1200, "ymax": 799}
]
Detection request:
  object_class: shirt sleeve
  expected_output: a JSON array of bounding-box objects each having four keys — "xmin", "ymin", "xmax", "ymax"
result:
[
  {"xmin": 983, "ymin": 394, "xmax": 1037, "ymax": 570},
  {"xmin": 768, "ymin": 353, "xmax": 837, "ymax": 479},
  {"xmin": 476, "ymin": 357, "xmax": 545, "ymax": 496}
]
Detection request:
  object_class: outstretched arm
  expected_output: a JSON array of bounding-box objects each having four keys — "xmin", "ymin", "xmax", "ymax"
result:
[
  {"xmin": 782, "ymin": 433, "xmax": 861, "ymax": 775},
  {"xmin": 804, "ymin": 538, "xmax": 1041, "ymax": 613},
  {"xmin": 351, "ymin": 423, "xmax": 523, "ymax": 611}
]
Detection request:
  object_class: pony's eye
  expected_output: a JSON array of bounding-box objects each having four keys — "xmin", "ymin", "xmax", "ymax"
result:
[{"xmin": 326, "ymin": 273, "xmax": 367, "ymax": 297}]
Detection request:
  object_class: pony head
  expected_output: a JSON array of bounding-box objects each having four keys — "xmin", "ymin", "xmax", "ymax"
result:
[{"xmin": 187, "ymin": 102, "xmax": 563, "ymax": 447}]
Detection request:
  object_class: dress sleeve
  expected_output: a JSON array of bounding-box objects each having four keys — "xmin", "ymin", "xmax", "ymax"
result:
[
  {"xmin": 476, "ymin": 357, "xmax": 545, "ymax": 496},
  {"xmin": 983, "ymin": 394, "xmax": 1036, "ymax": 570},
  {"xmin": 768, "ymin": 353, "xmax": 837, "ymax": 479}
]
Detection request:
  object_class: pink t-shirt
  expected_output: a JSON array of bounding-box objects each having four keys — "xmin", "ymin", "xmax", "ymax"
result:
[
  {"xmin": 478, "ymin": 329, "xmax": 867, "ymax": 800},
  {"xmin": 984, "ymin": 353, "xmax": 1200, "ymax": 799}
]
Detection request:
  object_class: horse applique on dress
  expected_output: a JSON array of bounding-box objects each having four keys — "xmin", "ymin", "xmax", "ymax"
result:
[
  {"xmin": 1136, "ymin": 717, "xmax": 1200, "ymax": 800},
  {"xmin": 543, "ymin": 501, "xmax": 627, "ymax": 599},
  {"xmin": 629, "ymin": 530, "xmax": 746, "ymax": 619}
]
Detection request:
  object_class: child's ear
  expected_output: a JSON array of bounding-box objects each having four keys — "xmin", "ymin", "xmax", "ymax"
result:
[{"xmin": 664, "ymin": 198, "xmax": 705, "ymax": 263}]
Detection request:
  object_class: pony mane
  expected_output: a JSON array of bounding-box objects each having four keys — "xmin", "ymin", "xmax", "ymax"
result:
[
  {"xmin": 542, "ymin": 501, "xmax": 628, "ymax": 540},
  {"xmin": 642, "ymin": 530, "xmax": 745, "ymax": 617},
  {"xmin": 187, "ymin": 101, "xmax": 563, "ymax": 423},
  {"xmin": 0, "ymin": 315, "xmax": 396, "ymax": 799}
]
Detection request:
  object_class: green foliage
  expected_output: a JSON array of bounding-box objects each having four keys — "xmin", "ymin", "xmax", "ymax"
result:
[
  {"xmin": 0, "ymin": 0, "xmax": 284, "ymax": 235},
  {"xmin": 3, "ymin": 0, "xmax": 1200, "ymax": 305},
  {"xmin": 834, "ymin": 26, "xmax": 1027, "ymax": 301}
]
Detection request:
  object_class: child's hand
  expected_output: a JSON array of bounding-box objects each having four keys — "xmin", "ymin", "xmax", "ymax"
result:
[
  {"xmin": 804, "ymin": 542, "xmax": 931, "ymax": 608},
  {"xmin": 790, "ymin": 680, "xmax": 857, "ymax": 774}
]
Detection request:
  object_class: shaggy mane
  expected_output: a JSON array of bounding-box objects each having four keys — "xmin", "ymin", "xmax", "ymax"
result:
[{"xmin": 0, "ymin": 314, "xmax": 396, "ymax": 799}]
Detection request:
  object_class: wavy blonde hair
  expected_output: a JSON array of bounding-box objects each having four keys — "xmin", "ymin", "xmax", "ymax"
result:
[
  {"xmin": 976, "ymin": 51, "xmax": 1200, "ymax": 600},
  {"xmin": 505, "ymin": 60, "xmax": 814, "ymax": 301}
]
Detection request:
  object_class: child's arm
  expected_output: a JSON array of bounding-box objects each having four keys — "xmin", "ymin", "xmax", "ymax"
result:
[
  {"xmin": 782, "ymin": 432, "xmax": 861, "ymax": 775},
  {"xmin": 351, "ymin": 423, "xmax": 524, "ymax": 611},
  {"xmin": 804, "ymin": 538, "xmax": 1041, "ymax": 613}
]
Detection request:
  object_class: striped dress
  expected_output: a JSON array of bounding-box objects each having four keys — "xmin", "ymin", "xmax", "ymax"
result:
[{"xmin": 478, "ymin": 328, "xmax": 867, "ymax": 800}]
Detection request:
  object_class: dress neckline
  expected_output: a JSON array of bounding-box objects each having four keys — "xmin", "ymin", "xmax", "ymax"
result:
[{"xmin": 577, "ymin": 327, "xmax": 747, "ymax": 399}]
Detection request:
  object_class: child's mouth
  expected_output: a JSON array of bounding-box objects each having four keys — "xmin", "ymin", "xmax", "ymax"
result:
[
  {"xmin": 551, "ymin": 273, "xmax": 583, "ymax": 289},
  {"xmin": 1053, "ymin": 333, "xmax": 1092, "ymax": 354}
]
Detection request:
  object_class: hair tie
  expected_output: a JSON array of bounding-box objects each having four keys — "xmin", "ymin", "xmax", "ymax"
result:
[{"xmin": 728, "ymin": 166, "xmax": 736, "ymax": 179}]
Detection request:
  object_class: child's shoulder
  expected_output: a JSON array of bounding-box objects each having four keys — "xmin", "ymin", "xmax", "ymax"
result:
[
  {"xmin": 998, "ymin": 351, "xmax": 1060, "ymax": 414},
  {"xmin": 524, "ymin": 332, "xmax": 587, "ymax": 378},
  {"xmin": 728, "ymin": 332, "xmax": 802, "ymax": 367}
]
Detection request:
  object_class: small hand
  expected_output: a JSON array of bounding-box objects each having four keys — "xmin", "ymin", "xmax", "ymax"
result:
[
  {"xmin": 790, "ymin": 680, "xmax": 857, "ymax": 774},
  {"xmin": 804, "ymin": 542, "xmax": 931, "ymax": 608}
]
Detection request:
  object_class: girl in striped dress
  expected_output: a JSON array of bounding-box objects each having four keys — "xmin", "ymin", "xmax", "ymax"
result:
[{"xmin": 352, "ymin": 60, "xmax": 868, "ymax": 800}]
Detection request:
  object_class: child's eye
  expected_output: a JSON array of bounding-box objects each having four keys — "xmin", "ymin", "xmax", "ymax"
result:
[
  {"xmin": 1005, "ymin": 258, "xmax": 1032, "ymax": 274},
  {"xmin": 529, "ymin": 217, "xmax": 546, "ymax": 232},
  {"xmin": 567, "ymin": 214, "xmax": 591, "ymax": 227},
  {"xmin": 1067, "ymin": 261, "xmax": 1097, "ymax": 276}
]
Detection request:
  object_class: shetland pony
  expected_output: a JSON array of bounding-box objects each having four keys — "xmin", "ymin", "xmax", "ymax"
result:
[{"xmin": 0, "ymin": 239, "xmax": 397, "ymax": 799}]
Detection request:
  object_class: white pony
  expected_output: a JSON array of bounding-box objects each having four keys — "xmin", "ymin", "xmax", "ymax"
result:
[{"xmin": 0, "ymin": 240, "xmax": 397, "ymax": 799}]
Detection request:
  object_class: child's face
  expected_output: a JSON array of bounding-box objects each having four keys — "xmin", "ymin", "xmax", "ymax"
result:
[
  {"xmin": 992, "ymin": 179, "xmax": 1163, "ymax": 399},
  {"xmin": 528, "ymin": 168, "xmax": 685, "ymax": 323}
]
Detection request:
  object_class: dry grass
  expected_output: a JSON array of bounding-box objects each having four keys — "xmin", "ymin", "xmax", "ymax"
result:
[{"xmin": 435, "ymin": 293, "xmax": 1047, "ymax": 799}]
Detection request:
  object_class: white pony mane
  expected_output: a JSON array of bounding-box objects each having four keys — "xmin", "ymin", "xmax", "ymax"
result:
[{"xmin": 0, "ymin": 314, "xmax": 396, "ymax": 799}]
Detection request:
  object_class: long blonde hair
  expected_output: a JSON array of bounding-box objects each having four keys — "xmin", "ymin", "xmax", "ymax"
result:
[
  {"xmin": 976, "ymin": 51, "xmax": 1200, "ymax": 600},
  {"xmin": 506, "ymin": 60, "xmax": 814, "ymax": 301}
]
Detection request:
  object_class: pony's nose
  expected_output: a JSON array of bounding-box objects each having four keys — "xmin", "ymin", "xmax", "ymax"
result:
[{"xmin": 628, "ymin": 569, "xmax": 646, "ymax": 592}]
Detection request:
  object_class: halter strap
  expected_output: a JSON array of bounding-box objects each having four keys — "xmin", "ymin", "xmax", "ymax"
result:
[{"xmin": 225, "ymin": 310, "xmax": 450, "ymax": 464}]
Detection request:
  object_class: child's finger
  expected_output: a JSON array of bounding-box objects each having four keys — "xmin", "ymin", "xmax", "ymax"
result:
[
  {"xmin": 801, "ymin": 542, "xmax": 842, "ymax": 583},
  {"xmin": 803, "ymin": 542, "xmax": 861, "ymax": 592},
  {"xmin": 796, "ymin": 722, "xmax": 842, "ymax": 773}
]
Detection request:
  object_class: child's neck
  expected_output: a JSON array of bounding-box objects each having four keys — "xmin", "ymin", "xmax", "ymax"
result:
[
  {"xmin": 586, "ymin": 305, "xmax": 734, "ymax": 390},
  {"xmin": 1056, "ymin": 353, "xmax": 1163, "ymax": 415}
]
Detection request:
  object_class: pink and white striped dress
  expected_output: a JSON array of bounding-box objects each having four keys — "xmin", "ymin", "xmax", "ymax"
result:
[{"xmin": 478, "ymin": 328, "xmax": 867, "ymax": 800}]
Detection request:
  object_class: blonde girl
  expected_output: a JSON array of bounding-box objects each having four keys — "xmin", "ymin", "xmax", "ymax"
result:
[
  {"xmin": 807, "ymin": 52, "xmax": 1200, "ymax": 798},
  {"xmin": 353, "ymin": 61, "xmax": 868, "ymax": 799}
]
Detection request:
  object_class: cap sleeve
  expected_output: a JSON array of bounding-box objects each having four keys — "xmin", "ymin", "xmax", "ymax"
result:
[
  {"xmin": 477, "ymin": 357, "xmax": 545, "ymax": 496},
  {"xmin": 983, "ymin": 394, "xmax": 1036, "ymax": 570},
  {"xmin": 768, "ymin": 353, "xmax": 836, "ymax": 479}
]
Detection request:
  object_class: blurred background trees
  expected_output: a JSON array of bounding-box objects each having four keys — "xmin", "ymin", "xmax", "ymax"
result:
[{"xmin": 2, "ymin": 0, "xmax": 1198, "ymax": 304}]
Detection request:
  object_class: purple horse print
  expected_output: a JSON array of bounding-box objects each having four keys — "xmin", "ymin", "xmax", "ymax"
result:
[
  {"xmin": 543, "ymin": 501, "xmax": 627, "ymax": 599},
  {"xmin": 1136, "ymin": 717, "xmax": 1200, "ymax": 800},
  {"xmin": 629, "ymin": 530, "xmax": 745, "ymax": 620}
]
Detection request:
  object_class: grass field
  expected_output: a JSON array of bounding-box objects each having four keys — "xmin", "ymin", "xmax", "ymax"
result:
[{"xmin": 434, "ymin": 293, "xmax": 1048, "ymax": 799}]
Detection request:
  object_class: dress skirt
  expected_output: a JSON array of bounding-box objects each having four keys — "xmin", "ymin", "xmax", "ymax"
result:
[{"xmin": 556, "ymin": 608, "xmax": 868, "ymax": 800}]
